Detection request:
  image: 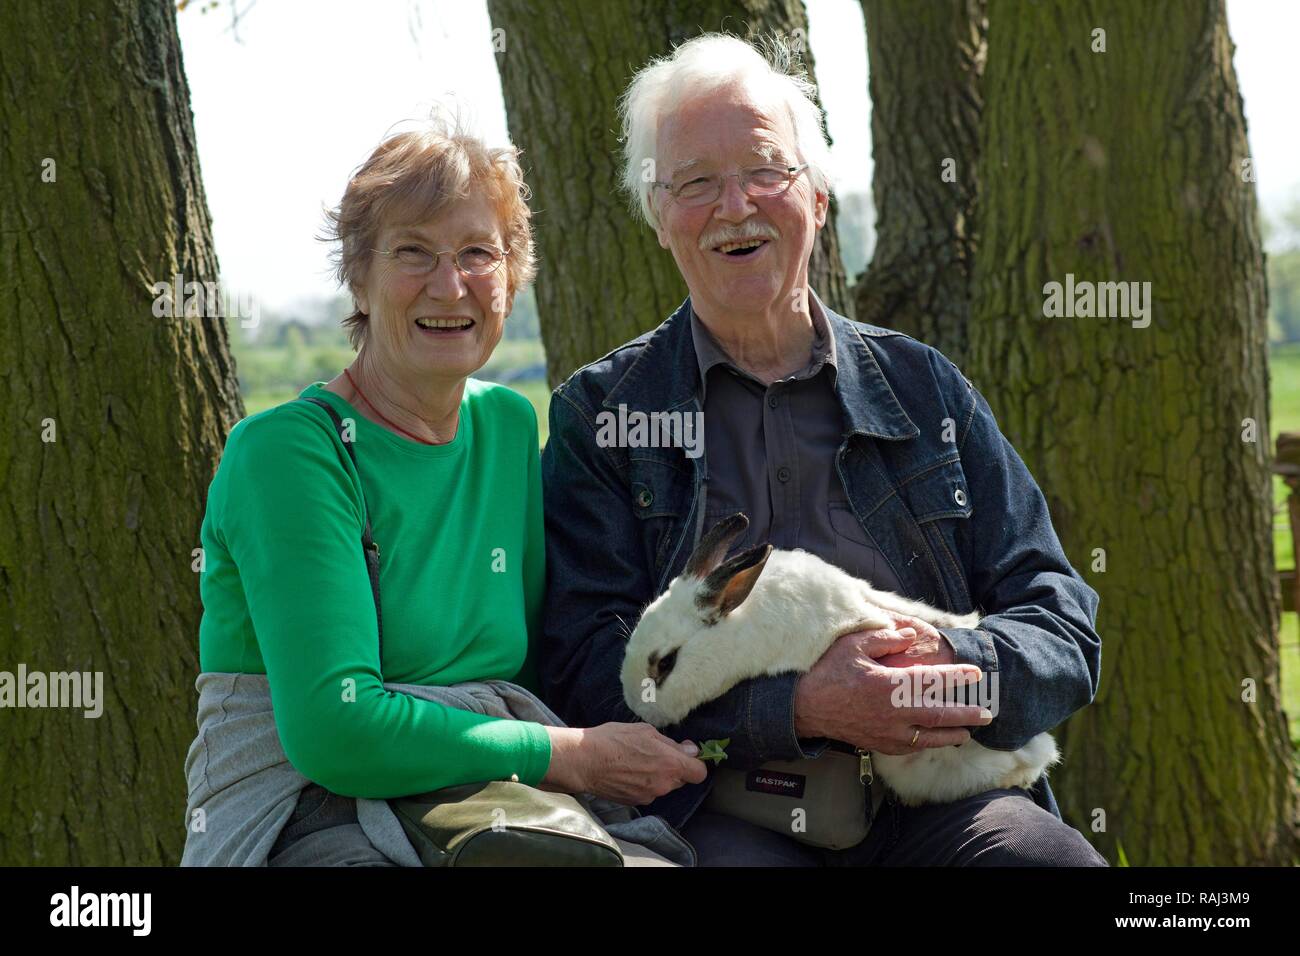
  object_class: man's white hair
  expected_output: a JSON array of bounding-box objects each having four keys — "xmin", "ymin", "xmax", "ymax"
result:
[{"xmin": 618, "ymin": 32, "xmax": 834, "ymax": 231}]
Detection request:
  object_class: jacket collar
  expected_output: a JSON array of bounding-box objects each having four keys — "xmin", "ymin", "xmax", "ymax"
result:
[{"xmin": 603, "ymin": 289, "xmax": 918, "ymax": 441}]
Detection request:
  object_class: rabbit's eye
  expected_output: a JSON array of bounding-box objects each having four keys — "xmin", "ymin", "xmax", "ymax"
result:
[{"xmin": 650, "ymin": 649, "xmax": 678, "ymax": 684}]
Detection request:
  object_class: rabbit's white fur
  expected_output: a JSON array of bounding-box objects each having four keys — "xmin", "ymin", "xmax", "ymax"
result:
[{"xmin": 621, "ymin": 543, "xmax": 1060, "ymax": 806}]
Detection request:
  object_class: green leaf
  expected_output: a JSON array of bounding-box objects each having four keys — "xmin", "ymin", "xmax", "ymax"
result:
[{"xmin": 698, "ymin": 738, "xmax": 730, "ymax": 765}]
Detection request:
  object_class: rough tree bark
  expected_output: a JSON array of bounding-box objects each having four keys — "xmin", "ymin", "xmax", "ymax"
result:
[
  {"xmin": 487, "ymin": 0, "xmax": 852, "ymax": 386},
  {"xmin": 965, "ymin": 0, "xmax": 1296, "ymax": 864},
  {"xmin": 0, "ymin": 0, "xmax": 244, "ymax": 864},
  {"xmin": 856, "ymin": 0, "xmax": 984, "ymax": 364}
]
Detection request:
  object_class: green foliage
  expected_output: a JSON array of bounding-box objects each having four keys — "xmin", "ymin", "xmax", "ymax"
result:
[
  {"xmin": 1269, "ymin": 250, "xmax": 1300, "ymax": 344},
  {"xmin": 698, "ymin": 739, "xmax": 730, "ymax": 764},
  {"xmin": 1266, "ymin": 197, "xmax": 1300, "ymax": 344}
]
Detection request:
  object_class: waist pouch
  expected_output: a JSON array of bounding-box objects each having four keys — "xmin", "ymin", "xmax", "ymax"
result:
[
  {"xmin": 702, "ymin": 746, "xmax": 886, "ymax": 850},
  {"xmin": 390, "ymin": 781, "xmax": 624, "ymax": 867}
]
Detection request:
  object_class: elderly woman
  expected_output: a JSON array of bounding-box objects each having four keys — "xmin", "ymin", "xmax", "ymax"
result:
[{"xmin": 181, "ymin": 118, "xmax": 705, "ymax": 867}]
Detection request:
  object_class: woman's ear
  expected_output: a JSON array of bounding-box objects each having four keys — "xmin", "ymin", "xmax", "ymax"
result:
[{"xmin": 493, "ymin": 282, "xmax": 515, "ymax": 319}]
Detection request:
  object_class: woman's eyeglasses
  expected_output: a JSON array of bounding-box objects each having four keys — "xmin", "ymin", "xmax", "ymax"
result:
[{"xmin": 372, "ymin": 241, "xmax": 510, "ymax": 277}]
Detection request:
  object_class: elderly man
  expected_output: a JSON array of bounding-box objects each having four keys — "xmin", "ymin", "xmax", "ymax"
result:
[{"xmin": 539, "ymin": 33, "xmax": 1105, "ymax": 866}]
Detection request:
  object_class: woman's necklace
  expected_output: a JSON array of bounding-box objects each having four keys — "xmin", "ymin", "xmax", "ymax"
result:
[{"xmin": 342, "ymin": 367, "xmax": 436, "ymax": 445}]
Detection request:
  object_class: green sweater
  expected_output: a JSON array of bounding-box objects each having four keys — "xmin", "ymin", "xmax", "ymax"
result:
[{"xmin": 197, "ymin": 380, "xmax": 552, "ymax": 798}]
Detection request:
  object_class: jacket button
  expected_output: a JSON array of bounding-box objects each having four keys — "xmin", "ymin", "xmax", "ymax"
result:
[
  {"xmin": 777, "ymin": 466, "xmax": 791, "ymax": 482},
  {"xmin": 637, "ymin": 489, "xmax": 654, "ymax": 508},
  {"xmin": 954, "ymin": 488, "xmax": 967, "ymax": 507}
]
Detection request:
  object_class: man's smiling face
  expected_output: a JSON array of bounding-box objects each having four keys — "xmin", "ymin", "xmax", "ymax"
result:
[{"xmin": 653, "ymin": 83, "xmax": 827, "ymax": 322}]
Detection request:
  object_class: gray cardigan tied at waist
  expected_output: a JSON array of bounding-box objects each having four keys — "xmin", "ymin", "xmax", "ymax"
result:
[{"xmin": 180, "ymin": 672, "xmax": 695, "ymax": 866}]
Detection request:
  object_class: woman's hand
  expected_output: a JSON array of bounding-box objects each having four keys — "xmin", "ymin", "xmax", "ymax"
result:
[{"xmin": 539, "ymin": 723, "xmax": 708, "ymax": 805}]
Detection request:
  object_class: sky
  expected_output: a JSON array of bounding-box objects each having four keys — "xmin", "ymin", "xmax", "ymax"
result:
[{"xmin": 176, "ymin": 0, "xmax": 1300, "ymax": 315}]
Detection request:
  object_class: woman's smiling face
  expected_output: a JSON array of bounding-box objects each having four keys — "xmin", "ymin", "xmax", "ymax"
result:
[{"xmin": 354, "ymin": 192, "xmax": 512, "ymax": 385}]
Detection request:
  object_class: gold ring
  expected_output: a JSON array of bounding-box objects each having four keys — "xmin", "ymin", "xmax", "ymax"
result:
[{"xmin": 910, "ymin": 728, "xmax": 920, "ymax": 747}]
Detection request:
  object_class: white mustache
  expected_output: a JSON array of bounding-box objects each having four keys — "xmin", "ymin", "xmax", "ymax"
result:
[{"xmin": 699, "ymin": 224, "xmax": 779, "ymax": 251}]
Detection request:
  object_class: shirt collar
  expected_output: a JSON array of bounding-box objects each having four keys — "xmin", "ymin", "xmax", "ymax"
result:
[
  {"xmin": 690, "ymin": 292, "xmax": 838, "ymax": 399},
  {"xmin": 603, "ymin": 292, "xmax": 918, "ymax": 441}
]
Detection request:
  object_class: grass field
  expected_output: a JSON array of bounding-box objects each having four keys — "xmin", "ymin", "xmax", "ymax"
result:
[{"xmin": 509, "ymin": 378, "xmax": 552, "ymax": 446}]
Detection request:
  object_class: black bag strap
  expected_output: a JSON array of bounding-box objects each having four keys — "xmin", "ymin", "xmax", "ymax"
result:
[{"xmin": 301, "ymin": 397, "xmax": 384, "ymax": 659}]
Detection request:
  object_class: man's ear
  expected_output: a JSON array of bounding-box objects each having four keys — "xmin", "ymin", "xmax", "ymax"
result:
[
  {"xmin": 650, "ymin": 188, "xmax": 672, "ymax": 248},
  {"xmin": 655, "ymin": 223, "xmax": 671, "ymax": 249},
  {"xmin": 813, "ymin": 188, "xmax": 829, "ymax": 230},
  {"xmin": 653, "ymin": 208, "xmax": 671, "ymax": 249}
]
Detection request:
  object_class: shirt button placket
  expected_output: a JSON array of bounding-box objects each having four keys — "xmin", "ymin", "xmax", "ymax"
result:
[{"xmin": 771, "ymin": 383, "xmax": 796, "ymax": 545}]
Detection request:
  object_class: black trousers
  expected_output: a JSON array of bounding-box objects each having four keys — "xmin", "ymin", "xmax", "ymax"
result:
[
  {"xmin": 679, "ymin": 787, "xmax": 1109, "ymax": 866},
  {"xmin": 267, "ymin": 783, "xmax": 398, "ymax": 867}
]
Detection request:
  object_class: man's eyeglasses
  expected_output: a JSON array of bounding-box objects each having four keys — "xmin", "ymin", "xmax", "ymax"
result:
[
  {"xmin": 372, "ymin": 241, "xmax": 509, "ymax": 277},
  {"xmin": 652, "ymin": 163, "xmax": 810, "ymax": 207}
]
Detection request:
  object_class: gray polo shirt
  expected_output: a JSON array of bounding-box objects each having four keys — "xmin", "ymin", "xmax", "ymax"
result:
[{"xmin": 690, "ymin": 300, "xmax": 903, "ymax": 594}]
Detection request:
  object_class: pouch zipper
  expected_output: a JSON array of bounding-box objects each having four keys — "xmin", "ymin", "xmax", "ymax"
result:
[{"xmin": 856, "ymin": 749, "xmax": 873, "ymax": 786}]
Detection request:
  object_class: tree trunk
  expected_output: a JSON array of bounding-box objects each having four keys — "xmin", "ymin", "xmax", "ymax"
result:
[
  {"xmin": 487, "ymin": 0, "xmax": 851, "ymax": 386},
  {"xmin": 0, "ymin": 0, "xmax": 244, "ymax": 864},
  {"xmin": 855, "ymin": 0, "xmax": 984, "ymax": 363},
  {"xmin": 966, "ymin": 0, "xmax": 1296, "ymax": 864}
]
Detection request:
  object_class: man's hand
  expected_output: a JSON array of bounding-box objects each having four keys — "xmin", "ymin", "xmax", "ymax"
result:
[{"xmin": 792, "ymin": 622, "xmax": 990, "ymax": 755}]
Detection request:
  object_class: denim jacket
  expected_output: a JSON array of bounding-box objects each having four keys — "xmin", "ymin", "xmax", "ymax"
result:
[{"xmin": 539, "ymin": 295, "xmax": 1102, "ymax": 829}]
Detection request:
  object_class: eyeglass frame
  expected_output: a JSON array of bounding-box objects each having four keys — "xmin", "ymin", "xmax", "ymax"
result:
[
  {"xmin": 370, "ymin": 239, "xmax": 511, "ymax": 278},
  {"xmin": 651, "ymin": 162, "xmax": 812, "ymax": 208}
]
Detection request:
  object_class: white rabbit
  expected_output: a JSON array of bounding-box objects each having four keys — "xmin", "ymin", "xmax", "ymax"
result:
[{"xmin": 620, "ymin": 513, "xmax": 1060, "ymax": 806}]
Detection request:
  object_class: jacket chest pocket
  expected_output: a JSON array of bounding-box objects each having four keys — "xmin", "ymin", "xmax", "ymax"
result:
[
  {"xmin": 628, "ymin": 453, "xmax": 693, "ymax": 586},
  {"xmin": 897, "ymin": 457, "xmax": 975, "ymax": 608},
  {"xmin": 828, "ymin": 503, "xmax": 902, "ymax": 592}
]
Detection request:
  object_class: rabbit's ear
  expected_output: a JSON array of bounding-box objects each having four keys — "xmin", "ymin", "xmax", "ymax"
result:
[
  {"xmin": 697, "ymin": 544, "xmax": 772, "ymax": 622},
  {"xmin": 684, "ymin": 512, "xmax": 750, "ymax": 579}
]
